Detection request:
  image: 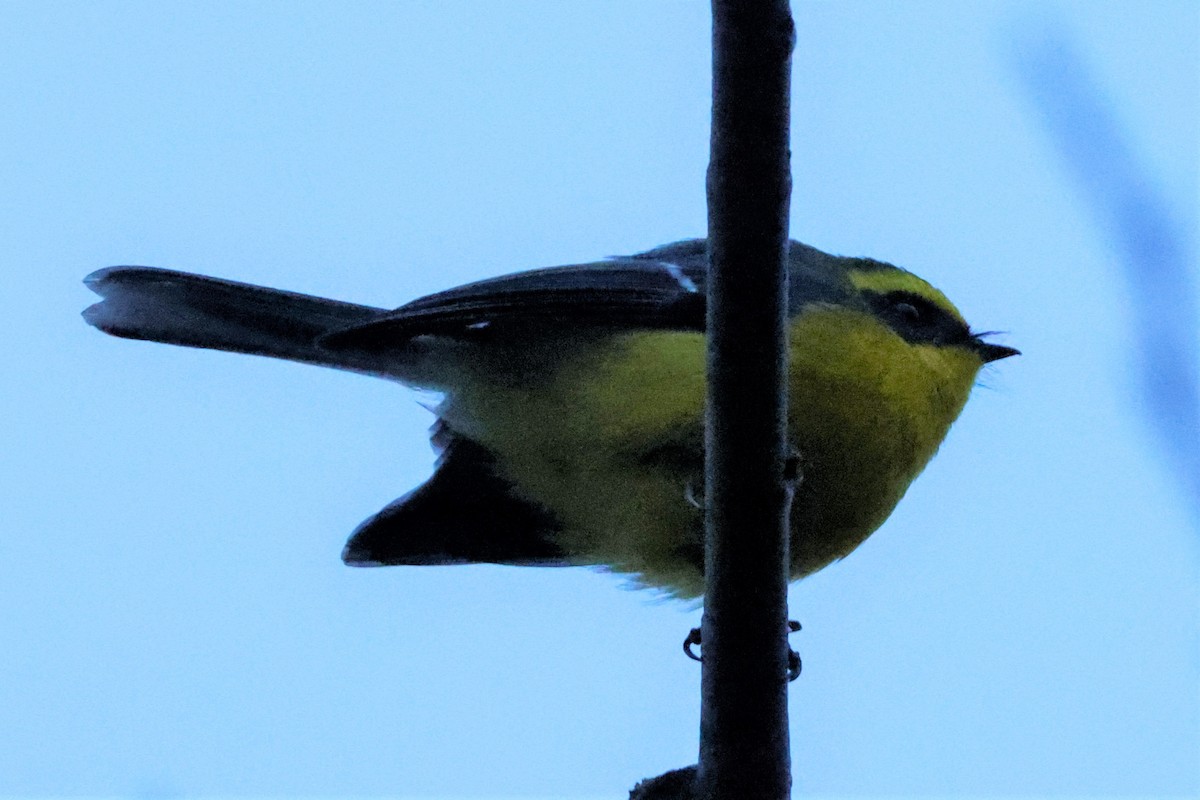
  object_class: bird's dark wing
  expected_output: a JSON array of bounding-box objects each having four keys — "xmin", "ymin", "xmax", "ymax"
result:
[
  {"xmin": 342, "ymin": 425, "xmax": 567, "ymax": 568},
  {"xmin": 321, "ymin": 240, "xmax": 712, "ymax": 350}
]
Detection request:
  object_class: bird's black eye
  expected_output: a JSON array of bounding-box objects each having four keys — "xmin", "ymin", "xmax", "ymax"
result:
[
  {"xmin": 883, "ymin": 292, "xmax": 941, "ymax": 329},
  {"xmin": 892, "ymin": 300, "xmax": 922, "ymax": 324},
  {"xmin": 866, "ymin": 289, "xmax": 971, "ymax": 346}
]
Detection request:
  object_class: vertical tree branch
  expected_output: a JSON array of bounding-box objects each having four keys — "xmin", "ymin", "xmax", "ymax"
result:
[{"xmin": 699, "ymin": 2, "xmax": 795, "ymax": 800}]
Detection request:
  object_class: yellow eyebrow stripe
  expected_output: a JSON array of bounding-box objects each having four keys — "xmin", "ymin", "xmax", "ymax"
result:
[{"xmin": 847, "ymin": 266, "xmax": 966, "ymax": 326}]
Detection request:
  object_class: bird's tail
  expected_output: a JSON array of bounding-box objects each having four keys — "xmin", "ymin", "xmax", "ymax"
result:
[{"xmin": 83, "ymin": 267, "xmax": 399, "ymax": 378}]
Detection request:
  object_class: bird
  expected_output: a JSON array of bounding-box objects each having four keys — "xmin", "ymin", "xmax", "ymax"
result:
[{"xmin": 83, "ymin": 238, "xmax": 1017, "ymax": 598}]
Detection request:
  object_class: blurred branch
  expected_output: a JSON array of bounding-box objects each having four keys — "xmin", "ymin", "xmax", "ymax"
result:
[{"xmin": 1011, "ymin": 26, "xmax": 1200, "ymax": 524}]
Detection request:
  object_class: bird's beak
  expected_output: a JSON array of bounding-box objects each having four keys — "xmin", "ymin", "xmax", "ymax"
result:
[{"xmin": 974, "ymin": 341, "xmax": 1020, "ymax": 363}]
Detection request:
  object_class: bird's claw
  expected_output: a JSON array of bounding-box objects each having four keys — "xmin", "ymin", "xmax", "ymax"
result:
[
  {"xmin": 784, "ymin": 446, "xmax": 804, "ymax": 486},
  {"xmin": 683, "ymin": 627, "xmax": 703, "ymax": 661},
  {"xmin": 787, "ymin": 619, "xmax": 802, "ymax": 681},
  {"xmin": 681, "ymin": 620, "xmax": 802, "ymax": 681}
]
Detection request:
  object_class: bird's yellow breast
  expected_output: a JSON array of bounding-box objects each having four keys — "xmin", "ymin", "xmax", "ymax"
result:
[
  {"xmin": 783, "ymin": 306, "xmax": 980, "ymax": 577},
  {"xmin": 449, "ymin": 305, "xmax": 982, "ymax": 598}
]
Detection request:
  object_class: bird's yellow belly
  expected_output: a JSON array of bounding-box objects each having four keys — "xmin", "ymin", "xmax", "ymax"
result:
[{"xmin": 447, "ymin": 309, "xmax": 974, "ymax": 598}]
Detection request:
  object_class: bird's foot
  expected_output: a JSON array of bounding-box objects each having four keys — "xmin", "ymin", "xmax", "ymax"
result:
[{"xmin": 682, "ymin": 620, "xmax": 802, "ymax": 681}]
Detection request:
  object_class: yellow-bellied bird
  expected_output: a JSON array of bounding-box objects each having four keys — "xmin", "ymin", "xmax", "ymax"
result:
[{"xmin": 84, "ymin": 240, "xmax": 1016, "ymax": 598}]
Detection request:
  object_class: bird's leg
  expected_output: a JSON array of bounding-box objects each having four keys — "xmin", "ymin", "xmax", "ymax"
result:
[
  {"xmin": 786, "ymin": 620, "xmax": 802, "ymax": 681},
  {"xmin": 784, "ymin": 446, "xmax": 804, "ymax": 486},
  {"xmin": 682, "ymin": 445, "xmax": 804, "ymax": 676},
  {"xmin": 683, "ymin": 627, "xmax": 703, "ymax": 661},
  {"xmin": 783, "ymin": 446, "xmax": 804, "ymax": 680},
  {"xmin": 682, "ymin": 620, "xmax": 803, "ymax": 681}
]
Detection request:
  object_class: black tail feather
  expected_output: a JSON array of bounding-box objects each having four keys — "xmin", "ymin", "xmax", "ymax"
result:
[{"xmin": 83, "ymin": 266, "xmax": 395, "ymax": 377}]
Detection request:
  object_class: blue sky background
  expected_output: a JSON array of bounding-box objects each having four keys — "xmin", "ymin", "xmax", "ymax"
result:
[{"xmin": 2, "ymin": 1, "xmax": 1196, "ymax": 797}]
